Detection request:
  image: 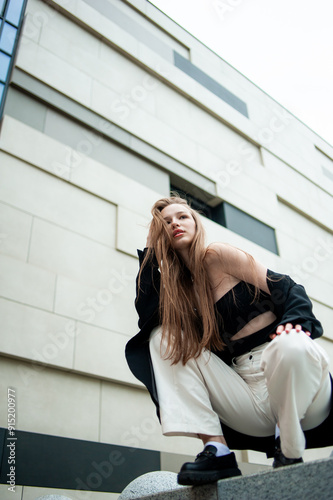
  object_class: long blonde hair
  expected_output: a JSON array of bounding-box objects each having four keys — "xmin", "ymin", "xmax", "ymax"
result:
[{"xmin": 138, "ymin": 195, "xmax": 224, "ymax": 365}]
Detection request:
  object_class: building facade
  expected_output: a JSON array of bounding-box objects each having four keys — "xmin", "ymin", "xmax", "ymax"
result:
[{"xmin": 0, "ymin": 0, "xmax": 333, "ymax": 498}]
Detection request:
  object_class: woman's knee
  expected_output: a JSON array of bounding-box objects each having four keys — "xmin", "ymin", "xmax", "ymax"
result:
[{"xmin": 261, "ymin": 329, "xmax": 314, "ymax": 368}]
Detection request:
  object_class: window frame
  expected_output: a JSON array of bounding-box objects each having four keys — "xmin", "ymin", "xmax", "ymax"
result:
[
  {"xmin": 0, "ymin": 0, "xmax": 27, "ymax": 120},
  {"xmin": 171, "ymin": 186, "xmax": 279, "ymax": 255}
]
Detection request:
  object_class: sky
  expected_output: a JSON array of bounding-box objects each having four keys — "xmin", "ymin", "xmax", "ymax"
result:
[{"xmin": 150, "ymin": 0, "xmax": 333, "ymax": 148}]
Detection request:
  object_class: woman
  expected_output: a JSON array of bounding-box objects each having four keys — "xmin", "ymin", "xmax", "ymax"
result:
[{"xmin": 125, "ymin": 195, "xmax": 332, "ymax": 486}]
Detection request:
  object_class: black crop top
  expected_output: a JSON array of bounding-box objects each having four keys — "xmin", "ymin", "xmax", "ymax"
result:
[
  {"xmin": 214, "ymin": 281, "xmax": 280, "ymax": 362},
  {"xmin": 134, "ymin": 250, "xmax": 323, "ymax": 366}
]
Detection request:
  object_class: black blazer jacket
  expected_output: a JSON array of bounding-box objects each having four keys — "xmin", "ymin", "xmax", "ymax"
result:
[{"xmin": 125, "ymin": 249, "xmax": 333, "ymax": 457}]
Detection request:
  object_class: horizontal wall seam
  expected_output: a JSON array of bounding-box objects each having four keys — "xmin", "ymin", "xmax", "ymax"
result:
[
  {"xmin": 10, "ymin": 69, "xmax": 218, "ymax": 199},
  {"xmin": 277, "ymin": 196, "xmax": 333, "ymax": 234},
  {"xmin": 264, "ymin": 147, "xmax": 333, "ymax": 199},
  {"xmin": 43, "ymin": 0, "xmax": 333, "ymax": 167}
]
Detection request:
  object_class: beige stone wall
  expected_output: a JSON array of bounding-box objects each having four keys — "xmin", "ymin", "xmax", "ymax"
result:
[{"xmin": 0, "ymin": 0, "xmax": 332, "ymax": 483}]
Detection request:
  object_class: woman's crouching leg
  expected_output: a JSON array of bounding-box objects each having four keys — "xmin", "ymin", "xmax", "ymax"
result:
[
  {"xmin": 149, "ymin": 327, "xmax": 246, "ymax": 486},
  {"xmin": 149, "ymin": 326, "xmax": 223, "ymax": 438},
  {"xmin": 260, "ymin": 330, "xmax": 331, "ymax": 459},
  {"xmin": 149, "ymin": 326, "xmax": 276, "ymax": 439}
]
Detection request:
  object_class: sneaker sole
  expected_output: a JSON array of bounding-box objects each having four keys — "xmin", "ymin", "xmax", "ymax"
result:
[{"xmin": 177, "ymin": 468, "xmax": 242, "ymax": 486}]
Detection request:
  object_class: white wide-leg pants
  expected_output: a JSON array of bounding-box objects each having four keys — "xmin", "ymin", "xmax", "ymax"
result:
[{"xmin": 149, "ymin": 326, "xmax": 331, "ymax": 458}]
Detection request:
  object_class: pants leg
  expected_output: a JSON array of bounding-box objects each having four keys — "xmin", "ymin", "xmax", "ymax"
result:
[
  {"xmin": 149, "ymin": 326, "xmax": 331, "ymax": 458},
  {"xmin": 260, "ymin": 330, "xmax": 331, "ymax": 458},
  {"xmin": 149, "ymin": 326, "xmax": 276, "ymax": 438}
]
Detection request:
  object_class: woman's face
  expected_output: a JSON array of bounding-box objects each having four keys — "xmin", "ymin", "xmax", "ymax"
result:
[{"xmin": 160, "ymin": 203, "xmax": 196, "ymax": 251}]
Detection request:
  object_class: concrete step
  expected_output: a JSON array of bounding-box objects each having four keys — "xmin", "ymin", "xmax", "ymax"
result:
[{"xmin": 120, "ymin": 456, "xmax": 333, "ymax": 500}]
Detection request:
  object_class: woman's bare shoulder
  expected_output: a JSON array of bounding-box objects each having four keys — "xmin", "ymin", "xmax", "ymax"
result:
[
  {"xmin": 205, "ymin": 242, "xmax": 237, "ymax": 260},
  {"xmin": 204, "ymin": 242, "xmax": 236, "ymax": 268},
  {"xmin": 204, "ymin": 242, "xmax": 254, "ymax": 275},
  {"xmin": 205, "ymin": 242, "xmax": 269, "ymax": 292}
]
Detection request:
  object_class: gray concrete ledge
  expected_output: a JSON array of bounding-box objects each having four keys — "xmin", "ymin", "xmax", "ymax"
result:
[{"xmin": 129, "ymin": 456, "xmax": 333, "ymax": 500}]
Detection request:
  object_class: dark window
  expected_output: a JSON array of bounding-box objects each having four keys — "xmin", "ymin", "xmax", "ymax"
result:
[
  {"xmin": 0, "ymin": 0, "xmax": 27, "ymax": 120},
  {"xmin": 219, "ymin": 203, "xmax": 278, "ymax": 254},
  {"xmin": 171, "ymin": 186, "xmax": 214, "ymax": 219},
  {"xmin": 171, "ymin": 186, "xmax": 278, "ymax": 254}
]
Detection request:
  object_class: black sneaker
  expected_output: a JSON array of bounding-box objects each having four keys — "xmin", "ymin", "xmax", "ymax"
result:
[
  {"xmin": 177, "ymin": 445, "xmax": 242, "ymax": 486},
  {"xmin": 272, "ymin": 438, "xmax": 303, "ymax": 468}
]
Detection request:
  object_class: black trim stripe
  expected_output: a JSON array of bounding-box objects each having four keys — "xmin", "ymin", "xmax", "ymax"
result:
[
  {"xmin": 83, "ymin": 0, "xmax": 174, "ymax": 62},
  {"xmin": 0, "ymin": 428, "xmax": 160, "ymax": 494},
  {"xmin": 81, "ymin": 0, "xmax": 248, "ymax": 118},
  {"xmin": 174, "ymin": 52, "xmax": 249, "ymax": 118}
]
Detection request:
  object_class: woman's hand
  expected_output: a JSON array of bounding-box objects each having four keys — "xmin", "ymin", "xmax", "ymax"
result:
[{"xmin": 269, "ymin": 323, "xmax": 311, "ymax": 340}]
